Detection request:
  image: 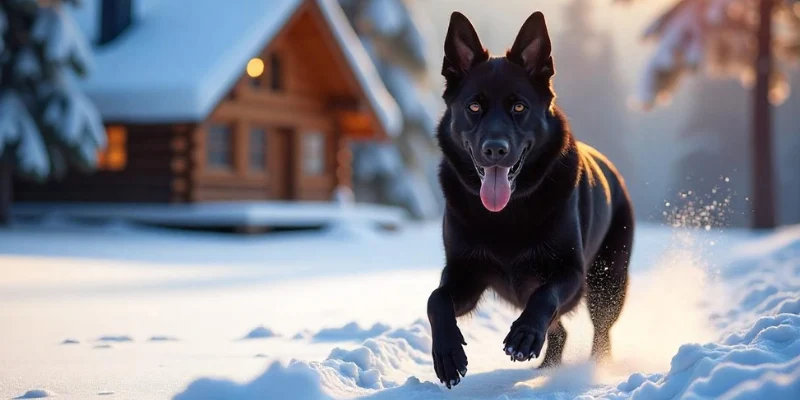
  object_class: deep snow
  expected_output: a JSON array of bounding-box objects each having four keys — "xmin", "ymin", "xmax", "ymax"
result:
[{"xmin": 1, "ymin": 220, "xmax": 798, "ymax": 399}]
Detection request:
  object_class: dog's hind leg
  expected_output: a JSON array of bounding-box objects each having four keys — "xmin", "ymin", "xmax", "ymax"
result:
[
  {"xmin": 586, "ymin": 203, "xmax": 634, "ymax": 361},
  {"xmin": 538, "ymin": 320, "xmax": 567, "ymax": 368}
]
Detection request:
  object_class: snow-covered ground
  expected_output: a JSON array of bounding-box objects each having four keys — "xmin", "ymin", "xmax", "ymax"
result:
[{"xmin": 1, "ymin": 218, "xmax": 799, "ymax": 399}]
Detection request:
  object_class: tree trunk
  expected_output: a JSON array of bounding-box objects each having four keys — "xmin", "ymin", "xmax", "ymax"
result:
[
  {"xmin": 0, "ymin": 162, "xmax": 11, "ymax": 226},
  {"xmin": 751, "ymin": 0, "xmax": 776, "ymax": 229}
]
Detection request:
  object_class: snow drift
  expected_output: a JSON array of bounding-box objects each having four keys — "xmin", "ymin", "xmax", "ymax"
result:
[
  {"xmin": 176, "ymin": 321, "xmax": 432, "ymax": 399},
  {"xmin": 241, "ymin": 326, "xmax": 280, "ymax": 340},
  {"xmin": 310, "ymin": 322, "xmax": 392, "ymax": 342},
  {"xmin": 173, "ymin": 228, "xmax": 800, "ymax": 399}
]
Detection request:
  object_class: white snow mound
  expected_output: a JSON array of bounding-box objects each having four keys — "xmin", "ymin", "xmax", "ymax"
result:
[
  {"xmin": 241, "ymin": 326, "xmax": 279, "ymax": 340},
  {"xmin": 613, "ymin": 314, "xmax": 800, "ymax": 399},
  {"xmin": 311, "ymin": 322, "xmax": 391, "ymax": 342},
  {"xmin": 602, "ymin": 229, "xmax": 800, "ymax": 400},
  {"xmin": 174, "ymin": 320, "xmax": 432, "ymax": 399},
  {"xmin": 173, "ymin": 228, "xmax": 800, "ymax": 399}
]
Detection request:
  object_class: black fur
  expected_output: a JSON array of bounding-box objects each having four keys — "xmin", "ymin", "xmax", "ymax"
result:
[{"xmin": 427, "ymin": 11, "xmax": 634, "ymax": 388}]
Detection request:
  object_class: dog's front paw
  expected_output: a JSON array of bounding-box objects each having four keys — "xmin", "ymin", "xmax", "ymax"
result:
[
  {"xmin": 431, "ymin": 325, "xmax": 468, "ymax": 389},
  {"xmin": 503, "ymin": 321, "xmax": 546, "ymax": 362}
]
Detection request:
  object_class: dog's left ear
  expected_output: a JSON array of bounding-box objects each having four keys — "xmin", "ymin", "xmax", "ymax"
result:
[
  {"xmin": 507, "ymin": 12, "xmax": 554, "ymax": 80},
  {"xmin": 442, "ymin": 12, "xmax": 488, "ymax": 83}
]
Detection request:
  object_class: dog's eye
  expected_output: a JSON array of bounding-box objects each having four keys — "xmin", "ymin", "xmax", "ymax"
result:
[
  {"xmin": 468, "ymin": 102, "xmax": 481, "ymax": 113},
  {"xmin": 512, "ymin": 103, "xmax": 527, "ymax": 113}
]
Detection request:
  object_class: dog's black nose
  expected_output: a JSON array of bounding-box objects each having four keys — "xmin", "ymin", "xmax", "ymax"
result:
[{"xmin": 481, "ymin": 139, "xmax": 510, "ymax": 163}]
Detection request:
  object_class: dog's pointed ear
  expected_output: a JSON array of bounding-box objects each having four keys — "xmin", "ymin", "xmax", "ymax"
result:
[
  {"xmin": 507, "ymin": 12, "xmax": 554, "ymax": 80},
  {"xmin": 442, "ymin": 12, "xmax": 488, "ymax": 82}
]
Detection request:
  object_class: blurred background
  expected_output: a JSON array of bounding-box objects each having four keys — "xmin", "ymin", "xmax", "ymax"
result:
[
  {"xmin": 1, "ymin": 0, "xmax": 798, "ymax": 230},
  {"xmin": 1, "ymin": 1, "xmax": 800, "ymax": 398}
]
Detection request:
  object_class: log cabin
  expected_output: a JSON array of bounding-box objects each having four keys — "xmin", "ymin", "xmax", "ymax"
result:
[{"xmin": 15, "ymin": 0, "xmax": 402, "ymax": 204}]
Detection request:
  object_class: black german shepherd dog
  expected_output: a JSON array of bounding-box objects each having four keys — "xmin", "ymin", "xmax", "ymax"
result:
[{"xmin": 427, "ymin": 11, "xmax": 635, "ymax": 388}]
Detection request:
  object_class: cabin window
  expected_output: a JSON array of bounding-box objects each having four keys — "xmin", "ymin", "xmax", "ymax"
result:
[
  {"xmin": 270, "ymin": 53, "xmax": 283, "ymax": 92},
  {"xmin": 302, "ymin": 132, "xmax": 325, "ymax": 176},
  {"xmin": 97, "ymin": 125, "xmax": 127, "ymax": 171},
  {"xmin": 206, "ymin": 123, "xmax": 233, "ymax": 169},
  {"xmin": 249, "ymin": 127, "xmax": 267, "ymax": 173}
]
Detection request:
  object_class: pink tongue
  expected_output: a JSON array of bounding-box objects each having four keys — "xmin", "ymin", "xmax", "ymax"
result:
[{"xmin": 479, "ymin": 166, "xmax": 512, "ymax": 212}]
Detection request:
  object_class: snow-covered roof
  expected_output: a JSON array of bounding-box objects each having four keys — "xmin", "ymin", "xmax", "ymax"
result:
[{"xmin": 76, "ymin": 0, "xmax": 402, "ymax": 137}]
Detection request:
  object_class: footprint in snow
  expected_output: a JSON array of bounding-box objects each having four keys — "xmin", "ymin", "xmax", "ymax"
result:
[
  {"xmin": 240, "ymin": 326, "xmax": 279, "ymax": 340},
  {"xmin": 96, "ymin": 335, "xmax": 133, "ymax": 342},
  {"xmin": 148, "ymin": 336, "xmax": 179, "ymax": 342},
  {"xmin": 14, "ymin": 389, "xmax": 53, "ymax": 399}
]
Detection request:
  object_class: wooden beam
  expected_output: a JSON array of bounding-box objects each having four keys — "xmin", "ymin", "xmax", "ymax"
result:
[
  {"xmin": 236, "ymin": 90, "xmax": 328, "ymax": 112},
  {"xmin": 212, "ymin": 102, "xmax": 334, "ymax": 131},
  {"xmin": 179, "ymin": 125, "xmax": 198, "ymax": 204},
  {"xmin": 234, "ymin": 119, "xmax": 248, "ymax": 176},
  {"xmin": 336, "ymin": 110, "xmax": 376, "ymax": 139},
  {"xmin": 304, "ymin": 1, "xmax": 392, "ymax": 140},
  {"xmin": 193, "ymin": 186, "xmax": 272, "ymax": 202},
  {"xmin": 193, "ymin": 174, "xmax": 271, "ymax": 188}
]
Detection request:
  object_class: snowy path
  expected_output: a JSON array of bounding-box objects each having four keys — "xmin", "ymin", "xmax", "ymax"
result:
[{"xmin": 1, "ymin": 221, "xmax": 799, "ymax": 399}]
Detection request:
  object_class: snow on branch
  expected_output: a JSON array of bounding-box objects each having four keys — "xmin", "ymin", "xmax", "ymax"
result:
[
  {"xmin": 42, "ymin": 74, "xmax": 106, "ymax": 168},
  {"xmin": 31, "ymin": 5, "xmax": 93, "ymax": 76},
  {"xmin": 364, "ymin": 0, "xmax": 406, "ymax": 37},
  {"xmin": 631, "ymin": 0, "xmax": 800, "ymax": 110},
  {"xmin": 0, "ymin": 91, "xmax": 50, "ymax": 178},
  {"xmin": 14, "ymin": 45, "xmax": 42, "ymax": 80},
  {"xmin": 0, "ymin": 0, "xmax": 103, "ymax": 180}
]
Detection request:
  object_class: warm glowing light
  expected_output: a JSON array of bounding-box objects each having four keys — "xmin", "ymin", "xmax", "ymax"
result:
[
  {"xmin": 246, "ymin": 58, "xmax": 264, "ymax": 78},
  {"xmin": 769, "ymin": 85, "xmax": 790, "ymax": 105},
  {"xmin": 739, "ymin": 69, "xmax": 755, "ymax": 89},
  {"xmin": 98, "ymin": 125, "xmax": 127, "ymax": 171},
  {"xmin": 794, "ymin": 3, "xmax": 800, "ymax": 17}
]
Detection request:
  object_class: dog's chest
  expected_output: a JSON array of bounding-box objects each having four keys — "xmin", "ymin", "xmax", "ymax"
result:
[{"xmin": 479, "ymin": 245, "xmax": 547, "ymax": 309}]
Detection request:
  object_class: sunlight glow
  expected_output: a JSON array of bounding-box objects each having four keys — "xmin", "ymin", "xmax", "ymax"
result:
[
  {"xmin": 246, "ymin": 58, "xmax": 265, "ymax": 78},
  {"xmin": 769, "ymin": 84, "xmax": 790, "ymax": 105}
]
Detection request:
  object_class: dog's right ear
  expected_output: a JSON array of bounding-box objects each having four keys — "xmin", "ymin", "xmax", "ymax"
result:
[
  {"xmin": 442, "ymin": 12, "xmax": 488, "ymax": 84},
  {"xmin": 507, "ymin": 12, "xmax": 554, "ymax": 80}
]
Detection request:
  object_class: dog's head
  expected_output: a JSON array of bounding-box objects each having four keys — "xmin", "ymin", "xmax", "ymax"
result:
[{"xmin": 438, "ymin": 11, "xmax": 563, "ymax": 213}]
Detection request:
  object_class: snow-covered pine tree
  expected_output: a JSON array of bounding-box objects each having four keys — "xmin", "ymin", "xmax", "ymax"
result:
[
  {"xmin": 0, "ymin": 0, "xmax": 105, "ymax": 225},
  {"xmin": 338, "ymin": 0, "xmax": 444, "ymax": 219},
  {"xmin": 620, "ymin": 0, "xmax": 800, "ymax": 228}
]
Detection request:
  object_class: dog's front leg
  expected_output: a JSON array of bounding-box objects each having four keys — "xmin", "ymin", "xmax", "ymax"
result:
[
  {"xmin": 427, "ymin": 286, "xmax": 467, "ymax": 389},
  {"xmin": 503, "ymin": 266, "xmax": 583, "ymax": 362},
  {"xmin": 427, "ymin": 266, "xmax": 486, "ymax": 388}
]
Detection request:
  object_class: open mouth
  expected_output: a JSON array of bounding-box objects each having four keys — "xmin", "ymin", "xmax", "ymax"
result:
[
  {"xmin": 468, "ymin": 145, "xmax": 530, "ymax": 183},
  {"xmin": 467, "ymin": 144, "xmax": 530, "ymax": 213}
]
